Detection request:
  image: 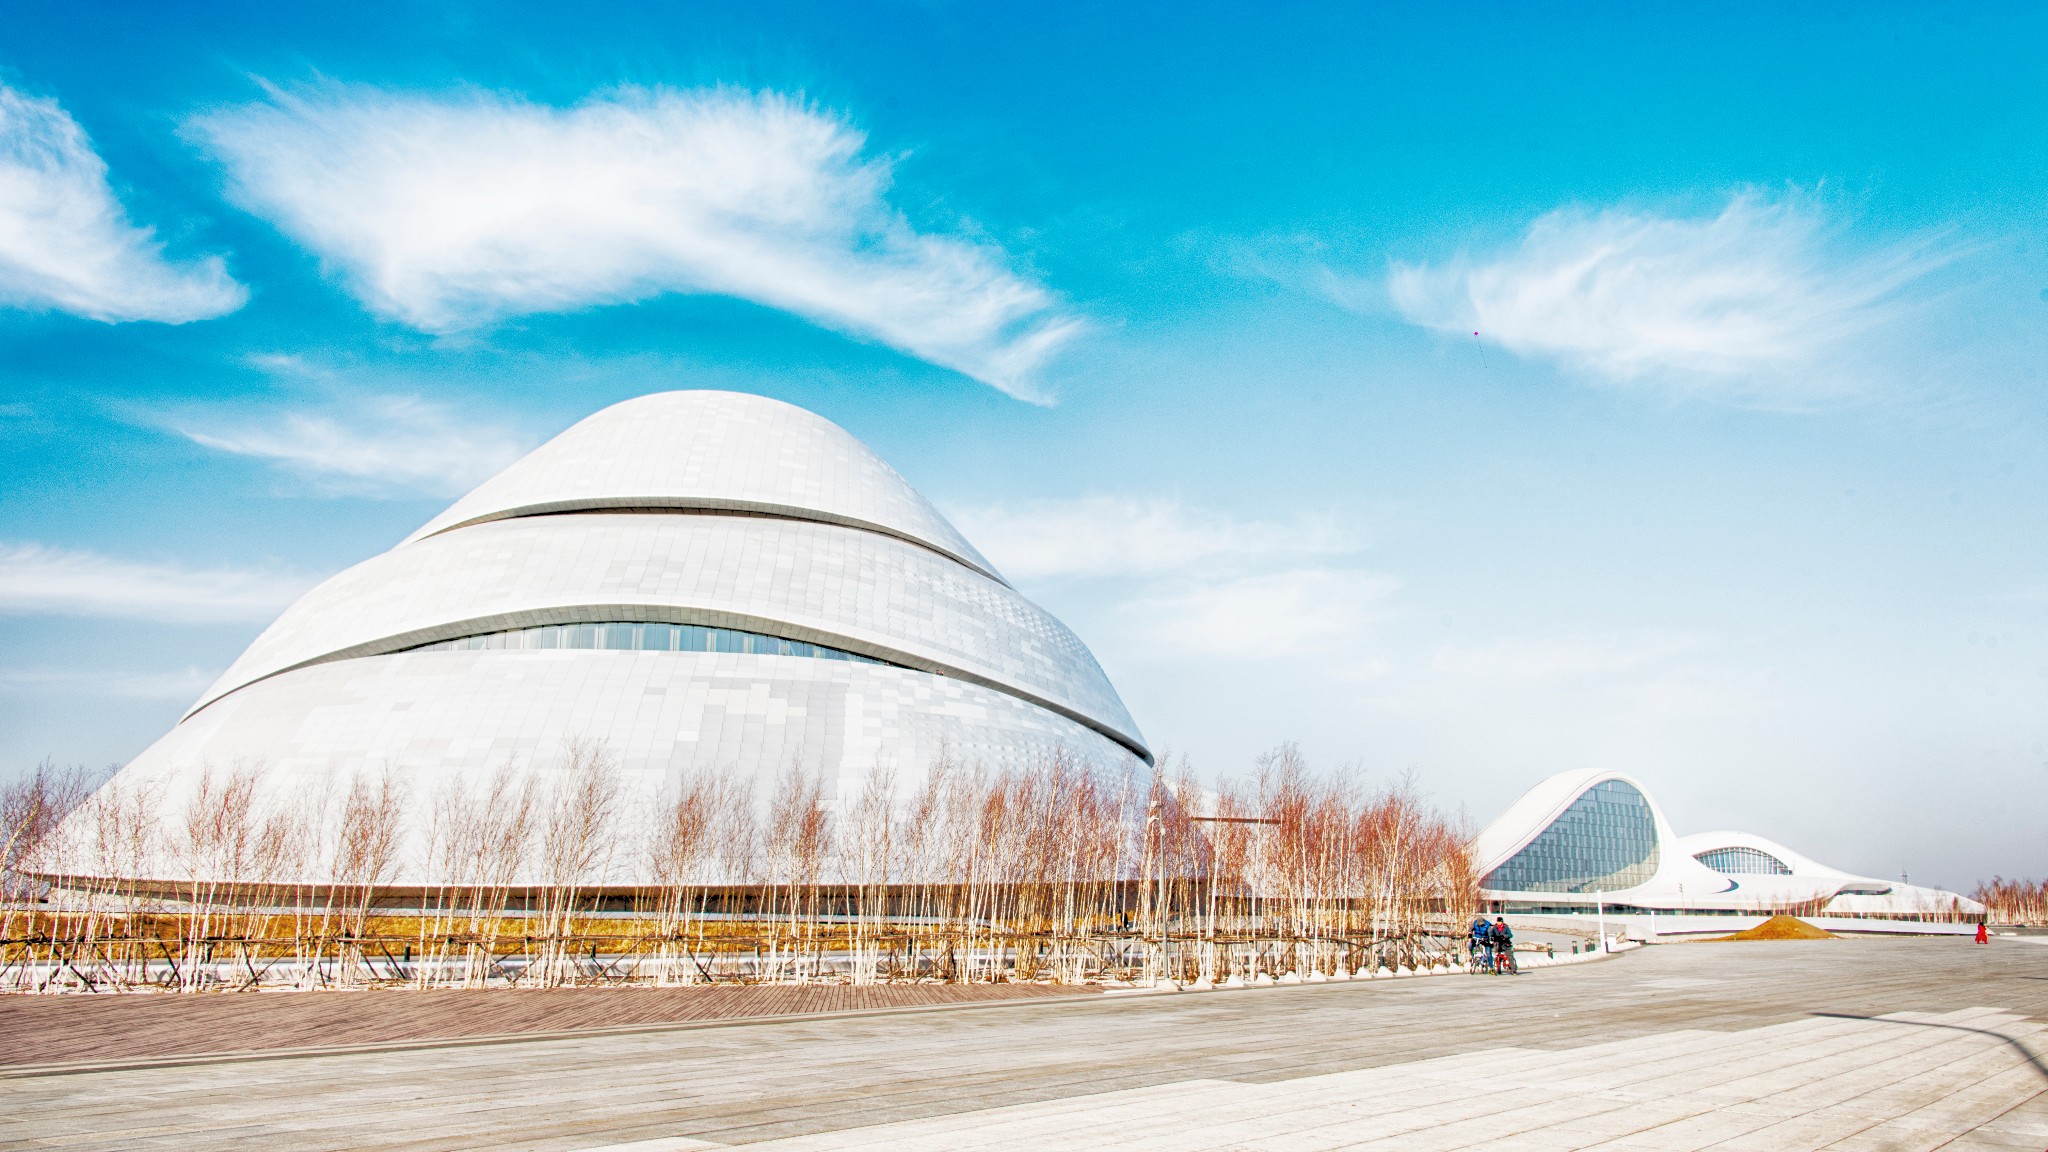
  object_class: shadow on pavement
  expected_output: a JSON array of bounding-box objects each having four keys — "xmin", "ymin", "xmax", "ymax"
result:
[{"xmin": 1811, "ymin": 1011, "xmax": 2048, "ymax": 1084}]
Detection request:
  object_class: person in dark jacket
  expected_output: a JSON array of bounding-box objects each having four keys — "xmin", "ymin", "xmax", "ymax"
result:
[
  {"xmin": 1470, "ymin": 915, "xmax": 1494, "ymax": 970},
  {"xmin": 1489, "ymin": 918, "xmax": 1516, "ymax": 973}
]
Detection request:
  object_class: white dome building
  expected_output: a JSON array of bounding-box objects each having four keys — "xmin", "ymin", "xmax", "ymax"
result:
[{"xmin": 71, "ymin": 391, "xmax": 1148, "ymax": 882}]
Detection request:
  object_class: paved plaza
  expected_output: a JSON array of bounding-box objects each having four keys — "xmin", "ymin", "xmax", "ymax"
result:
[{"xmin": 4, "ymin": 937, "xmax": 2044, "ymax": 1151}]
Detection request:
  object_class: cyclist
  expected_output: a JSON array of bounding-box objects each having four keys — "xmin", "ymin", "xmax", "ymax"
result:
[
  {"xmin": 1489, "ymin": 917, "xmax": 1517, "ymax": 974},
  {"xmin": 1469, "ymin": 914, "xmax": 1493, "ymax": 972}
]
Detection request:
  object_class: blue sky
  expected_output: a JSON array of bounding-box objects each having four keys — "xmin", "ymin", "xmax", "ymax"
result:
[{"xmin": 2, "ymin": 1, "xmax": 2043, "ymax": 889}]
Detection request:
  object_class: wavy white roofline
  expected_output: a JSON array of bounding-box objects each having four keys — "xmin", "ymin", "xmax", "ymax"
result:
[
  {"xmin": 1673, "ymin": 831, "xmax": 1984, "ymax": 913},
  {"xmin": 402, "ymin": 391, "xmax": 1002, "ymax": 581},
  {"xmin": 1473, "ymin": 769, "xmax": 1731, "ymax": 900},
  {"xmin": 1469, "ymin": 767, "xmax": 1623, "ymax": 877},
  {"xmin": 1475, "ymin": 769, "xmax": 1984, "ymax": 914},
  {"xmin": 413, "ymin": 499, "xmax": 1002, "ymax": 580},
  {"xmin": 1674, "ymin": 830, "xmax": 1847, "ymax": 879}
]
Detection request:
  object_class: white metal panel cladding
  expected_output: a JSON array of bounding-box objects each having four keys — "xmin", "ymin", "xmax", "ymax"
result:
[
  {"xmin": 404, "ymin": 390, "xmax": 999, "ymax": 579},
  {"xmin": 186, "ymin": 512, "xmax": 1146, "ymax": 757},
  {"xmin": 61, "ymin": 389, "xmax": 1155, "ymax": 885},
  {"xmin": 123, "ymin": 651, "xmax": 1133, "ymax": 883}
]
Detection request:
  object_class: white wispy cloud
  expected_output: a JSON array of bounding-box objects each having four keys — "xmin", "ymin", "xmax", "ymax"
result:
[
  {"xmin": 190, "ymin": 83, "xmax": 1080, "ymax": 401},
  {"xmin": 953, "ymin": 496, "xmax": 1390, "ymax": 662},
  {"xmin": 1385, "ymin": 192, "xmax": 1948, "ymax": 404},
  {"xmin": 0, "ymin": 84, "xmax": 244, "ymax": 322},
  {"xmin": 0, "ymin": 665, "xmax": 219, "ymax": 699},
  {"xmin": 170, "ymin": 393, "xmax": 531, "ymax": 498},
  {"xmin": 949, "ymin": 496, "xmax": 1356, "ymax": 582},
  {"xmin": 1122, "ymin": 568, "xmax": 1399, "ymax": 658},
  {"xmin": 0, "ymin": 543, "xmax": 312, "ymax": 623}
]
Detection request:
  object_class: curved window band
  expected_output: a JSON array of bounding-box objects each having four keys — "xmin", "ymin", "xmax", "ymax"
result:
[
  {"xmin": 187, "ymin": 613, "xmax": 1151, "ymax": 764},
  {"xmin": 1694, "ymin": 846, "xmax": 1791, "ymax": 876},
  {"xmin": 403, "ymin": 621, "xmax": 895, "ymax": 667}
]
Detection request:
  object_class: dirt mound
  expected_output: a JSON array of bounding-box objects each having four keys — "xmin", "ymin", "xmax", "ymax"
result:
[{"xmin": 1710, "ymin": 914, "xmax": 1838, "ymax": 941}]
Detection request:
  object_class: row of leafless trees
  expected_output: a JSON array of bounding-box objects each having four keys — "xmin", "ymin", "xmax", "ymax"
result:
[
  {"xmin": 1974, "ymin": 877, "xmax": 2048, "ymax": 926},
  {"xmin": 2, "ymin": 741, "xmax": 1477, "ymax": 993}
]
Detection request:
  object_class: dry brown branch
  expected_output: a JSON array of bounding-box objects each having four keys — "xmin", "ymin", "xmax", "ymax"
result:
[
  {"xmin": 1974, "ymin": 876, "xmax": 2046, "ymax": 926},
  {"xmin": 9, "ymin": 736, "xmax": 1491, "ymax": 993},
  {"xmin": 534, "ymin": 738, "xmax": 623, "ymax": 985}
]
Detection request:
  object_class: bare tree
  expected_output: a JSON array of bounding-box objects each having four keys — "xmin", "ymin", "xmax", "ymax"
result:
[
  {"xmin": 764, "ymin": 761, "xmax": 832, "ymax": 982},
  {"xmin": 327, "ymin": 769, "xmax": 407, "ymax": 984},
  {"xmin": 2, "ymin": 728, "xmax": 1481, "ymax": 993},
  {"xmin": 534, "ymin": 739, "xmax": 623, "ymax": 986},
  {"xmin": 646, "ymin": 767, "xmax": 728, "ymax": 983}
]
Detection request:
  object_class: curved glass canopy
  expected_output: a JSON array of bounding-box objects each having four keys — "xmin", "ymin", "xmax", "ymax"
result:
[
  {"xmin": 1694, "ymin": 846, "xmax": 1791, "ymax": 876},
  {"xmin": 1483, "ymin": 779, "xmax": 1660, "ymax": 894}
]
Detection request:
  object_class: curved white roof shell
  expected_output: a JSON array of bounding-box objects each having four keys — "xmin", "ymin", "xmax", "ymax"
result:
[
  {"xmin": 1472, "ymin": 768, "xmax": 1732, "ymax": 903},
  {"xmin": 1470, "ymin": 767, "xmax": 1622, "ymax": 880},
  {"xmin": 61, "ymin": 390, "xmax": 1148, "ymax": 884},
  {"xmin": 1674, "ymin": 830, "xmax": 1985, "ymax": 917},
  {"xmin": 1673, "ymin": 830, "xmax": 1853, "ymax": 882},
  {"xmin": 405, "ymin": 390, "xmax": 1000, "ymax": 579},
  {"xmin": 1475, "ymin": 769, "xmax": 1982, "ymax": 918},
  {"xmin": 129, "ymin": 652, "xmax": 1123, "ymax": 831},
  {"xmin": 185, "ymin": 513, "xmax": 1141, "ymax": 754}
]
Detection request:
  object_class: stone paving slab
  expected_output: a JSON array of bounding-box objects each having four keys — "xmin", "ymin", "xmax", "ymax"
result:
[
  {"xmin": 0, "ymin": 980, "xmax": 1095, "ymax": 1067},
  {"xmin": 680, "ymin": 1008, "xmax": 2042, "ymax": 1151},
  {"xmin": 2, "ymin": 937, "xmax": 2043, "ymax": 1150}
]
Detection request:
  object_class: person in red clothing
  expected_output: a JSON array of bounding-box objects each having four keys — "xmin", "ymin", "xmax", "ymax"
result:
[{"xmin": 1976, "ymin": 922, "xmax": 1989, "ymax": 944}]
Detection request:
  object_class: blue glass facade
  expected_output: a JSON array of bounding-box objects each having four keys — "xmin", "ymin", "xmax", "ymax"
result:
[
  {"xmin": 404, "ymin": 621, "xmax": 893, "ymax": 666},
  {"xmin": 1483, "ymin": 779, "xmax": 1660, "ymax": 893},
  {"xmin": 1694, "ymin": 846, "xmax": 1791, "ymax": 875}
]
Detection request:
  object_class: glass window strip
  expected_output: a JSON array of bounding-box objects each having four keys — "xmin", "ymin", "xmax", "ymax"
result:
[
  {"xmin": 401, "ymin": 621, "xmax": 891, "ymax": 668},
  {"xmin": 1694, "ymin": 846, "xmax": 1792, "ymax": 876}
]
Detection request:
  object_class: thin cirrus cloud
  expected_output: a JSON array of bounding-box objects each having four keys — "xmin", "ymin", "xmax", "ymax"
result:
[
  {"xmin": 0, "ymin": 665, "xmax": 221, "ymax": 700},
  {"xmin": 1122, "ymin": 568, "xmax": 1400, "ymax": 659},
  {"xmin": 950, "ymin": 496, "xmax": 1392, "ymax": 660},
  {"xmin": 1384, "ymin": 191, "xmax": 1950, "ymax": 405},
  {"xmin": 0, "ymin": 543, "xmax": 312, "ymax": 623},
  {"xmin": 168, "ymin": 394, "xmax": 532, "ymax": 498},
  {"xmin": 188, "ymin": 83, "xmax": 1082, "ymax": 402},
  {"xmin": 0, "ymin": 84, "xmax": 244, "ymax": 323},
  {"xmin": 948, "ymin": 496, "xmax": 1356, "ymax": 582}
]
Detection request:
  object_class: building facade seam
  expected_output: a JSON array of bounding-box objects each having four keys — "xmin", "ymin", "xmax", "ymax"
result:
[
  {"xmin": 410, "ymin": 497, "xmax": 1007, "ymax": 584},
  {"xmin": 184, "ymin": 602, "xmax": 1153, "ymax": 763},
  {"xmin": 185, "ymin": 513, "xmax": 1139, "ymax": 747}
]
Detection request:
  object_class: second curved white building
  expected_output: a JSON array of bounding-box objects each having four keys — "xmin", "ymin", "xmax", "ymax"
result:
[{"xmin": 1472, "ymin": 769, "xmax": 1982, "ymax": 931}]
